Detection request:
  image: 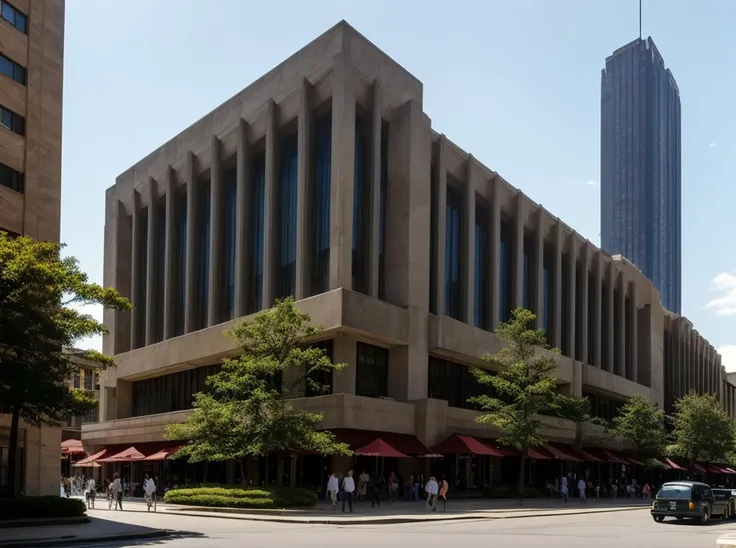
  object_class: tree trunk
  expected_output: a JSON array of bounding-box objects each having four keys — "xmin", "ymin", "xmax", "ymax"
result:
[
  {"xmin": 7, "ymin": 407, "xmax": 20, "ymax": 497},
  {"xmin": 519, "ymin": 451, "xmax": 526, "ymax": 507},
  {"xmin": 238, "ymin": 459, "xmax": 247, "ymax": 485},
  {"xmin": 264, "ymin": 455, "xmax": 269, "ymax": 484}
]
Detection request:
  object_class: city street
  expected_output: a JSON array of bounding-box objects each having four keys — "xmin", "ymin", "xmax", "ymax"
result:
[{"xmin": 73, "ymin": 507, "xmax": 736, "ymax": 548}]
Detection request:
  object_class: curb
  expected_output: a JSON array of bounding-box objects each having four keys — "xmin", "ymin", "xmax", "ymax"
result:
[
  {"xmin": 0, "ymin": 528, "xmax": 176, "ymax": 548},
  {"xmin": 165, "ymin": 505, "xmax": 649, "ymax": 525},
  {"xmin": 0, "ymin": 516, "xmax": 90, "ymax": 529}
]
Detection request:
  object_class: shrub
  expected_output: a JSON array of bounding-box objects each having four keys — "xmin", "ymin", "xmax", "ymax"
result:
[
  {"xmin": 0, "ymin": 496, "xmax": 86, "ymax": 520},
  {"xmin": 163, "ymin": 484, "xmax": 317, "ymax": 509}
]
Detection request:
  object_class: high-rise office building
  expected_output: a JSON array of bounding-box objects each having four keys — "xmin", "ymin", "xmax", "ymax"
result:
[
  {"xmin": 0, "ymin": 0, "xmax": 65, "ymax": 496},
  {"xmin": 600, "ymin": 37, "xmax": 681, "ymax": 314}
]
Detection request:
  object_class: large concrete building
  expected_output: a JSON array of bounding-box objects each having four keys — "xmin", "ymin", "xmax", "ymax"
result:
[
  {"xmin": 600, "ymin": 37, "xmax": 682, "ymax": 314},
  {"xmin": 85, "ymin": 22, "xmax": 731, "ymax": 489},
  {"xmin": 0, "ymin": 0, "xmax": 65, "ymax": 496}
]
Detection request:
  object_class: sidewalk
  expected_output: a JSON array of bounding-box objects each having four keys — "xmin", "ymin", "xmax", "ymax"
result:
[{"xmin": 163, "ymin": 496, "xmax": 652, "ymax": 525}]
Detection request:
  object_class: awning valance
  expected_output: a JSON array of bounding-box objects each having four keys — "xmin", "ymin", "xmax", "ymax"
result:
[
  {"xmin": 98, "ymin": 446, "xmax": 145, "ymax": 463},
  {"xmin": 75, "ymin": 449, "xmax": 107, "ymax": 466},
  {"xmin": 663, "ymin": 457, "xmax": 687, "ymax": 471},
  {"xmin": 432, "ymin": 434, "xmax": 506, "ymax": 457},
  {"xmin": 142, "ymin": 446, "xmax": 181, "ymax": 461},
  {"xmin": 544, "ymin": 444, "xmax": 582, "ymax": 462},
  {"xmin": 354, "ymin": 439, "xmax": 410, "ymax": 458}
]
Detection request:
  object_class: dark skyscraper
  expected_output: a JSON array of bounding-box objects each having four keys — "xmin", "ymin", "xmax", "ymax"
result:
[{"xmin": 600, "ymin": 37, "xmax": 681, "ymax": 314}]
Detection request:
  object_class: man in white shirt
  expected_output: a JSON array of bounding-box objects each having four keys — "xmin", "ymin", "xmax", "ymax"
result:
[
  {"xmin": 425, "ymin": 476, "xmax": 439, "ymax": 511},
  {"xmin": 341, "ymin": 470, "xmax": 356, "ymax": 513}
]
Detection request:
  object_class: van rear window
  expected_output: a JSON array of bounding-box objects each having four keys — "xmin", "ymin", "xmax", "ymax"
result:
[{"xmin": 657, "ymin": 485, "xmax": 691, "ymax": 499}]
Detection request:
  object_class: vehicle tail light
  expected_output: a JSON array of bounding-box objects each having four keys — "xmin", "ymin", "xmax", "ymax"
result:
[{"xmin": 689, "ymin": 502, "xmax": 696, "ymax": 510}]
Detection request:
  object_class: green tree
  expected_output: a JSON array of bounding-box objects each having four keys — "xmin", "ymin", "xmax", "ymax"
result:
[
  {"xmin": 0, "ymin": 232, "xmax": 131, "ymax": 496},
  {"xmin": 607, "ymin": 393, "xmax": 667, "ymax": 460},
  {"xmin": 670, "ymin": 392, "xmax": 736, "ymax": 464},
  {"xmin": 468, "ymin": 308, "xmax": 589, "ymax": 505},
  {"xmin": 167, "ymin": 298, "xmax": 350, "ymax": 483}
]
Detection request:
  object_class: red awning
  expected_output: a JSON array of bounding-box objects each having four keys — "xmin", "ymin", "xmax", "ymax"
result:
[
  {"xmin": 75, "ymin": 449, "xmax": 107, "ymax": 466},
  {"xmin": 723, "ymin": 467, "xmax": 736, "ymax": 475},
  {"xmin": 577, "ymin": 449, "xmax": 604, "ymax": 463},
  {"xmin": 544, "ymin": 444, "xmax": 582, "ymax": 462},
  {"xmin": 663, "ymin": 457, "xmax": 687, "ymax": 471},
  {"xmin": 61, "ymin": 439, "xmax": 86, "ymax": 455},
  {"xmin": 601, "ymin": 450, "xmax": 629, "ymax": 465},
  {"xmin": 98, "ymin": 446, "xmax": 145, "ymax": 463},
  {"xmin": 432, "ymin": 434, "xmax": 506, "ymax": 457},
  {"xmin": 354, "ymin": 439, "xmax": 410, "ymax": 458},
  {"xmin": 626, "ymin": 456, "xmax": 645, "ymax": 466},
  {"xmin": 330, "ymin": 429, "xmax": 432, "ymax": 456},
  {"xmin": 142, "ymin": 446, "xmax": 181, "ymax": 461},
  {"xmin": 528, "ymin": 448, "xmax": 551, "ymax": 460},
  {"xmin": 692, "ymin": 463, "xmax": 707, "ymax": 474}
]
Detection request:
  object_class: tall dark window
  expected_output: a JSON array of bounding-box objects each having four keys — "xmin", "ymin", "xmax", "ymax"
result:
[
  {"xmin": 0, "ymin": 162, "xmax": 23, "ymax": 193},
  {"xmin": 355, "ymin": 343, "xmax": 388, "ymax": 398},
  {"xmin": 523, "ymin": 236, "xmax": 533, "ymax": 311},
  {"xmin": 132, "ymin": 364, "xmax": 222, "ymax": 417},
  {"xmin": 248, "ymin": 153, "xmax": 265, "ymax": 313},
  {"xmin": 197, "ymin": 180, "xmax": 211, "ymax": 330},
  {"xmin": 174, "ymin": 188, "xmax": 187, "ymax": 336},
  {"xmin": 154, "ymin": 199, "xmax": 166, "ymax": 342},
  {"xmin": 134, "ymin": 210, "xmax": 148, "ymax": 348},
  {"xmin": 542, "ymin": 248, "xmax": 552, "ymax": 344},
  {"xmin": 0, "ymin": 53, "xmax": 25, "ymax": 85},
  {"xmin": 428, "ymin": 357, "xmax": 502, "ymax": 409},
  {"xmin": 378, "ymin": 125, "xmax": 389, "ymax": 300},
  {"xmin": 305, "ymin": 340, "xmax": 334, "ymax": 397},
  {"xmin": 352, "ymin": 116, "xmax": 370, "ymax": 294},
  {"xmin": 429, "ymin": 164, "xmax": 437, "ymax": 314},
  {"xmin": 561, "ymin": 254, "xmax": 570, "ymax": 357},
  {"xmin": 474, "ymin": 202, "xmax": 489, "ymax": 329},
  {"xmin": 277, "ymin": 135, "xmax": 297, "ymax": 299},
  {"xmin": 587, "ymin": 271, "xmax": 595, "ymax": 365},
  {"xmin": 312, "ymin": 114, "xmax": 331, "ymax": 296},
  {"xmin": 223, "ymin": 168, "xmax": 237, "ymax": 319},
  {"xmin": 1, "ymin": 1, "xmax": 27, "ymax": 33},
  {"xmin": 0, "ymin": 105, "xmax": 24, "ymax": 136},
  {"xmin": 614, "ymin": 287, "xmax": 621, "ymax": 373},
  {"xmin": 444, "ymin": 183, "xmax": 463, "ymax": 320},
  {"xmin": 499, "ymin": 222, "xmax": 513, "ymax": 322},
  {"xmin": 601, "ymin": 281, "xmax": 609, "ymax": 370}
]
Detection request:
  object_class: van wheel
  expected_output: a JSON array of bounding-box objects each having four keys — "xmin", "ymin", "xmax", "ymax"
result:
[
  {"xmin": 653, "ymin": 515, "xmax": 664, "ymax": 522},
  {"xmin": 701, "ymin": 509, "xmax": 709, "ymax": 525}
]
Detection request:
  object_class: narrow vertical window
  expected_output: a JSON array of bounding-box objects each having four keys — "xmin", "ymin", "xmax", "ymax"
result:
[
  {"xmin": 429, "ymin": 163, "xmax": 437, "ymax": 314},
  {"xmin": 248, "ymin": 153, "xmax": 266, "ymax": 313},
  {"xmin": 223, "ymin": 168, "xmax": 237, "ymax": 319},
  {"xmin": 277, "ymin": 135, "xmax": 297, "ymax": 299},
  {"xmin": 587, "ymin": 271, "xmax": 595, "ymax": 365},
  {"xmin": 542, "ymin": 248, "xmax": 552, "ymax": 343},
  {"xmin": 444, "ymin": 183, "xmax": 463, "ymax": 320},
  {"xmin": 560, "ymin": 254, "xmax": 570, "ymax": 357},
  {"xmin": 474, "ymin": 202, "xmax": 489, "ymax": 329},
  {"xmin": 135, "ymin": 210, "xmax": 148, "ymax": 348},
  {"xmin": 197, "ymin": 180, "xmax": 211, "ymax": 330},
  {"xmin": 523, "ymin": 237, "xmax": 533, "ymax": 311},
  {"xmin": 499, "ymin": 222, "xmax": 513, "ymax": 323},
  {"xmin": 378, "ymin": 124, "xmax": 389, "ymax": 300},
  {"xmin": 352, "ymin": 116, "xmax": 370, "ymax": 294},
  {"xmin": 175, "ymin": 188, "xmax": 187, "ymax": 337},
  {"xmin": 312, "ymin": 115, "xmax": 331, "ymax": 295},
  {"xmin": 155, "ymin": 200, "xmax": 166, "ymax": 342}
]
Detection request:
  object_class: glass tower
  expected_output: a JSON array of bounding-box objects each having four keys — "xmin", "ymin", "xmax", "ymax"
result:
[{"xmin": 600, "ymin": 37, "xmax": 681, "ymax": 314}]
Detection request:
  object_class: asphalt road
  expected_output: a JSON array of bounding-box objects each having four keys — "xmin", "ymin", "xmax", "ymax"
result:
[{"xmin": 79, "ymin": 508, "xmax": 736, "ymax": 548}]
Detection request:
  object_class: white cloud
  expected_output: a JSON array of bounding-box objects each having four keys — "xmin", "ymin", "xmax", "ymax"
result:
[
  {"xmin": 718, "ymin": 345, "xmax": 736, "ymax": 373},
  {"xmin": 709, "ymin": 142, "xmax": 717, "ymax": 148},
  {"xmin": 705, "ymin": 272, "xmax": 736, "ymax": 317},
  {"xmin": 582, "ymin": 180, "xmax": 599, "ymax": 187}
]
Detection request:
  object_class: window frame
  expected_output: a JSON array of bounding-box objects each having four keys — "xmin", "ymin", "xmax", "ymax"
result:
[{"xmin": 1, "ymin": 1, "xmax": 27, "ymax": 34}]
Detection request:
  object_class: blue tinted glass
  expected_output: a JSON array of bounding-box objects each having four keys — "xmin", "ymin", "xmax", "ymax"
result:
[
  {"xmin": 378, "ymin": 126, "xmax": 388, "ymax": 299},
  {"xmin": 198, "ymin": 182, "xmax": 210, "ymax": 328},
  {"xmin": 15, "ymin": 12, "xmax": 26, "ymax": 33},
  {"xmin": 176, "ymin": 192, "xmax": 187, "ymax": 335},
  {"xmin": 1, "ymin": 108, "xmax": 12, "ymax": 130},
  {"xmin": 1, "ymin": 3, "xmax": 13, "ymax": 24},
  {"xmin": 13, "ymin": 64, "xmax": 24, "ymax": 85},
  {"xmin": 543, "ymin": 263, "xmax": 550, "ymax": 332},
  {"xmin": 523, "ymin": 248, "xmax": 530, "ymax": 310},
  {"xmin": 312, "ymin": 114, "xmax": 331, "ymax": 295},
  {"xmin": 474, "ymin": 204, "xmax": 489, "ymax": 329},
  {"xmin": 249, "ymin": 154, "xmax": 265, "ymax": 313},
  {"xmin": 0, "ymin": 56, "xmax": 13, "ymax": 79},
  {"xmin": 277, "ymin": 135, "xmax": 297, "ymax": 299},
  {"xmin": 444, "ymin": 185, "xmax": 462, "ymax": 320},
  {"xmin": 352, "ymin": 117, "xmax": 369, "ymax": 294},
  {"xmin": 223, "ymin": 170, "xmax": 236, "ymax": 317}
]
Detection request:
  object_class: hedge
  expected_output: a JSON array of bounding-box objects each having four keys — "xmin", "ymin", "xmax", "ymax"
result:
[
  {"xmin": 163, "ymin": 484, "xmax": 317, "ymax": 509},
  {"xmin": 0, "ymin": 496, "xmax": 86, "ymax": 520}
]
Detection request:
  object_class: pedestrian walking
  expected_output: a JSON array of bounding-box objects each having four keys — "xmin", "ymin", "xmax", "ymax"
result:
[
  {"xmin": 326, "ymin": 472, "xmax": 339, "ymax": 510},
  {"xmin": 438, "ymin": 475, "xmax": 449, "ymax": 511},
  {"xmin": 342, "ymin": 470, "xmax": 355, "ymax": 513},
  {"xmin": 425, "ymin": 476, "xmax": 439, "ymax": 511},
  {"xmin": 578, "ymin": 478, "xmax": 587, "ymax": 503},
  {"xmin": 112, "ymin": 473, "xmax": 123, "ymax": 510}
]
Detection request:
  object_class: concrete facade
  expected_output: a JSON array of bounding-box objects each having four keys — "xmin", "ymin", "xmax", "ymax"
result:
[
  {"xmin": 0, "ymin": 0, "xmax": 65, "ymax": 497},
  {"xmin": 86, "ymin": 22, "xmax": 731, "ymax": 456}
]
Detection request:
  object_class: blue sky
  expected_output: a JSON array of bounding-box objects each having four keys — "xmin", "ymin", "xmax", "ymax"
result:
[{"xmin": 62, "ymin": 0, "xmax": 736, "ymax": 367}]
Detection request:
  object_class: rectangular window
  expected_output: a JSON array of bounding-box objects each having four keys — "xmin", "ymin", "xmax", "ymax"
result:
[
  {"xmin": 444, "ymin": 183, "xmax": 463, "ymax": 320},
  {"xmin": 474, "ymin": 201, "xmax": 489, "ymax": 329},
  {"xmin": 83, "ymin": 370, "xmax": 94, "ymax": 391},
  {"xmin": 0, "ymin": 105, "xmax": 24, "ymax": 136},
  {"xmin": 352, "ymin": 116, "xmax": 370, "ymax": 294},
  {"xmin": 0, "ymin": 53, "xmax": 25, "ymax": 85},
  {"xmin": 429, "ymin": 164, "xmax": 437, "ymax": 314},
  {"xmin": 277, "ymin": 135, "xmax": 297, "ymax": 300},
  {"xmin": 587, "ymin": 272, "xmax": 595, "ymax": 365},
  {"xmin": 132, "ymin": 363, "xmax": 222, "ymax": 417},
  {"xmin": 542, "ymin": 248, "xmax": 552, "ymax": 344},
  {"xmin": 248, "ymin": 153, "xmax": 265, "ymax": 313},
  {"xmin": 428, "ymin": 356, "xmax": 501, "ymax": 409},
  {"xmin": 0, "ymin": 162, "xmax": 23, "ymax": 193},
  {"xmin": 561, "ymin": 254, "xmax": 570, "ymax": 357},
  {"xmin": 523, "ymin": 236, "xmax": 533, "ymax": 311},
  {"xmin": 223, "ymin": 168, "xmax": 237, "ymax": 319},
  {"xmin": 378, "ymin": 124, "xmax": 389, "ymax": 300},
  {"xmin": 499, "ymin": 222, "xmax": 513, "ymax": 322},
  {"xmin": 175, "ymin": 188, "xmax": 187, "ymax": 336},
  {"xmin": 197, "ymin": 180, "xmax": 210, "ymax": 330},
  {"xmin": 72, "ymin": 372, "xmax": 80, "ymax": 389},
  {"xmin": 134, "ymin": 210, "xmax": 148, "ymax": 348},
  {"xmin": 1, "ymin": 1, "xmax": 27, "ymax": 33},
  {"xmin": 601, "ymin": 281, "xmax": 609, "ymax": 370},
  {"xmin": 154, "ymin": 199, "xmax": 165, "ymax": 342},
  {"xmin": 355, "ymin": 342, "xmax": 388, "ymax": 398},
  {"xmin": 82, "ymin": 404, "xmax": 98, "ymax": 424},
  {"xmin": 312, "ymin": 114, "xmax": 331, "ymax": 296}
]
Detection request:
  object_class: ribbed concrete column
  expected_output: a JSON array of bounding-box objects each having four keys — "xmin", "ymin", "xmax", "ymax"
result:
[
  {"xmin": 145, "ymin": 177, "xmax": 159, "ymax": 346},
  {"xmin": 512, "ymin": 193, "xmax": 524, "ymax": 310},
  {"xmin": 533, "ymin": 208, "xmax": 544, "ymax": 329},
  {"xmin": 233, "ymin": 119, "xmax": 250, "ymax": 318},
  {"xmin": 369, "ymin": 81, "xmax": 382, "ymax": 299},
  {"xmin": 553, "ymin": 222, "xmax": 562, "ymax": 349},
  {"xmin": 208, "ymin": 135, "xmax": 223, "ymax": 326},
  {"xmin": 130, "ymin": 190, "xmax": 141, "ymax": 349},
  {"xmin": 433, "ymin": 136, "xmax": 447, "ymax": 315},
  {"xmin": 593, "ymin": 251, "xmax": 602, "ymax": 368},
  {"xmin": 464, "ymin": 157, "xmax": 476, "ymax": 325},
  {"xmin": 262, "ymin": 99, "xmax": 278, "ymax": 310},
  {"xmin": 295, "ymin": 78, "xmax": 312, "ymax": 301},
  {"xmin": 328, "ymin": 54, "xmax": 356, "ymax": 291},
  {"xmin": 630, "ymin": 280, "xmax": 638, "ymax": 384},
  {"xmin": 580, "ymin": 244, "xmax": 589, "ymax": 363},
  {"xmin": 606, "ymin": 261, "xmax": 615, "ymax": 374},
  {"xmin": 489, "ymin": 176, "xmax": 501, "ymax": 330},
  {"xmin": 184, "ymin": 152, "xmax": 198, "ymax": 334},
  {"xmin": 565, "ymin": 233, "xmax": 576, "ymax": 358},
  {"xmin": 617, "ymin": 270, "xmax": 626, "ymax": 378},
  {"xmin": 162, "ymin": 166, "xmax": 176, "ymax": 340}
]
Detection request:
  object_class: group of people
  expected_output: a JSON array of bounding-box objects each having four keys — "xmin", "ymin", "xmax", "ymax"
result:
[
  {"xmin": 551, "ymin": 474, "xmax": 653, "ymax": 503},
  {"xmin": 326, "ymin": 470, "xmax": 449, "ymax": 512}
]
